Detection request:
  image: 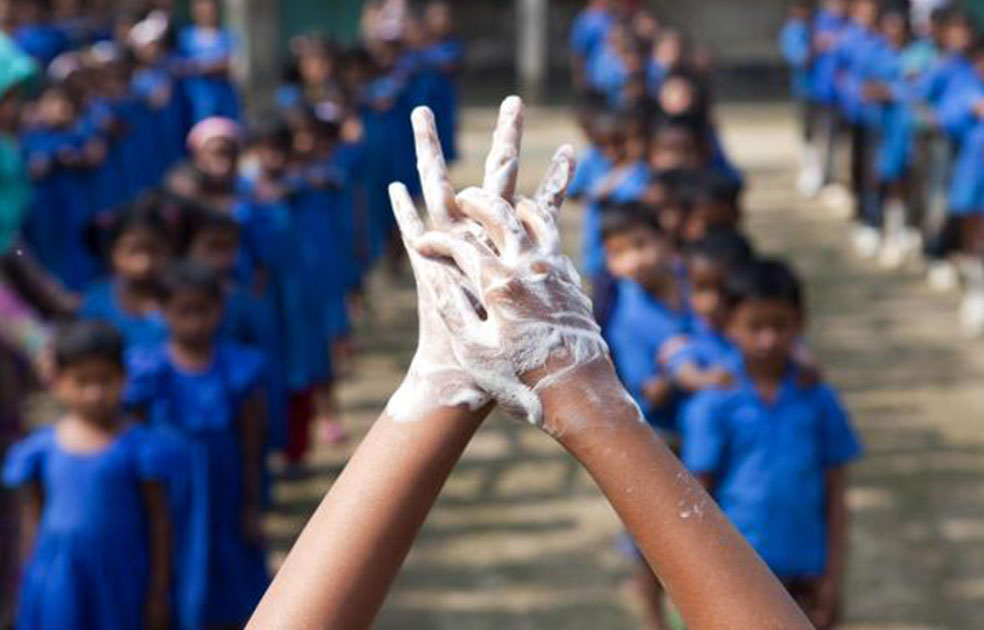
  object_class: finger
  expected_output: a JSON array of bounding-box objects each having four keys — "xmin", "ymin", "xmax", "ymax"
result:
[
  {"xmin": 412, "ymin": 106, "xmax": 458, "ymax": 226},
  {"xmin": 456, "ymin": 186, "xmax": 532, "ymax": 260},
  {"xmin": 414, "ymin": 231, "xmax": 492, "ymax": 290},
  {"xmin": 388, "ymin": 183, "xmax": 425, "ymax": 246},
  {"xmin": 516, "ymin": 196, "xmax": 561, "ymax": 255},
  {"xmin": 534, "ymin": 144, "xmax": 577, "ymax": 216},
  {"xmin": 418, "ymin": 260, "xmax": 485, "ymax": 330},
  {"xmin": 483, "ymin": 95, "xmax": 524, "ymax": 201}
]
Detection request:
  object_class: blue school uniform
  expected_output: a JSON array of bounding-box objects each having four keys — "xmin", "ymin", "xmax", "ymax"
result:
[
  {"xmin": 808, "ymin": 10, "xmax": 848, "ymax": 105},
  {"xmin": 834, "ymin": 23, "xmax": 884, "ymax": 125},
  {"xmin": 603, "ymin": 279, "xmax": 692, "ymax": 431},
  {"xmin": 79, "ymin": 281, "xmax": 169, "ymax": 350},
  {"xmin": 133, "ymin": 64, "xmax": 188, "ymax": 180},
  {"xmin": 2, "ymin": 424, "xmax": 182, "ymax": 630},
  {"xmin": 946, "ymin": 121, "xmax": 984, "ymax": 216},
  {"xmin": 125, "ymin": 342, "xmax": 269, "ymax": 628},
  {"xmin": 586, "ymin": 44, "xmax": 628, "ymax": 105},
  {"xmin": 779, "ymin": 18, "xmax": 812, "ymax": 101},
  {"xmin": 570, "ymin": 7, "xmax": 615, "ymax": 66},
  {"xmin": 868, "ymin": 41, "xmax": 916, "ymax": 182},
  {"xmin": 682, "ymin": 366, "xmax": 862, "ymax": 578},
  {"xmin": 917, "ymin": 53, "xmax": 974, "ymax": 121},
  {"xmin": 13, "ymin": 23, "xmax": 70, "ymax": 66},
  {"xmin": 568, "ymin": 145, "xmax": 611, "ymax": 200},
  {"xmin": 20, "ymin": 124, "xmax": 100, "ymax": 290},
  {"xmin": 581, "ymin": 160, "xmax": 650, "ymax": 276},
  {"xmin": 178, "ymin": 26, "xmax": 240, "ymax": 123},
  {"xmin": 423, "ymin": 39, "xmax": 464, "ymax": 164},
  {"xmin": 360, "ymin": 75, "xmax": 403, "ymax": 260}
]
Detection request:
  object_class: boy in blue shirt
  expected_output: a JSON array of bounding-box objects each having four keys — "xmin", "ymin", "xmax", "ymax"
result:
[
  {"xmin": 683, "ymin": 259, "xmax": 862, "ymax": 630},
  {"xmin": 779, "ymin": 0, "xmax": 815, "ymax": 190},
  {"xmin": 600, "ymin": 202, "xmax": 691, "ymax": 630}
]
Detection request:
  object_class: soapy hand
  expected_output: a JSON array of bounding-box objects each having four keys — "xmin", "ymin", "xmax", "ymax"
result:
[
  {"xmin": 397, "ymin": 97, "xmax": 612, "ymax": 426},
  {"xmin": 385, "ymin": 97, "xmax": 531, "ymax": 421}
]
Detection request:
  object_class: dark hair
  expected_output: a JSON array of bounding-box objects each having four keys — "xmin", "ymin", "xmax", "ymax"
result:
[
  {"xmin": 600, "ymin": 202, "xmax": 664, "ymax": 241},
  {"xmin": 178, "ymin": 204, "xmax": 240, "ymax": 255},
  {"xmin": 693, "ymin": 168, "xmax": 744, "ymax": 205},
  {"xmin": 724, "ymin": 258, "xmax": 803, "ymax": 311},
  {"xmin": 160, "ymin": 260, "xmax": 224, "ymax": 303},
  {"xmin": 53, "ymin": 320, "xmax": 125, "ymax": 370},
  {"xmin": 88, "ymin": 192, "xmax": 174, "ymax": 259},
  {"xmin": 250, "ymin": 116, "xmax": 293, "ymax": 148},
  {"xmin": 686, "ymin": 228, "xmax": 755, "ymax": 268}
]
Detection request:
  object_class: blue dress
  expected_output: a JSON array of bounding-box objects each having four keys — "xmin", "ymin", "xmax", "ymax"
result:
[
  {"xmin": 79, "ymin": 281, "xmax": 169, "ymax": 351},
  {"xmin": 13, "ymin": 24, "xmax": 70, "ymax": 66},
  {"xmin": 2, "ymin": 424, "xmax": 181, "ymax": 630},
  {"xmin": 132, "ymin": 64, "xmax": 188, "ymax": 182},
  {"xmin": 359, "ymin": 76, "xmax": 403, "ymax": 260},
  {"xmin": 178, "ymin": 26, "xmax": 240, "ymax": 123},
  {"xmin": 779, "ymin": 19, "xmax": 811, "ymax": 101},
  {"xmin": 807, "ymin": 10, "xmax": 848, "ymax": 106},
  {"xmin": 422, "ymin": 39, "xmax": 464, "ymax": 164},
  {"xmin": 570, "ymin": 7, "xmax": 615, "ymax": 67},
  {"xmin": 125, "ymin": 342, "xmax": 269, "ymax": 628},
  {"xmin": 20, "ymin": 124, "xmax": 101, "ymax": 290}
]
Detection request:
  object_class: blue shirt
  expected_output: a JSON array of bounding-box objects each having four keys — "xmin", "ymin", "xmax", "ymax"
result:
[
  {"xmin": 79, "ymin": 281, "xmax": 169, "ymax": 351},
  {"xmin": 570, "ymin": 7, "xmax": 615, "ymax": 62},
  {"xmin": 568, "ymin": 145, "xmax": 610, "ymax": 200},
  {"xmin": 779, "ymin": 19, "xmax": 811, "ymax": 99},
  {"xmin": 683, "ymin": 366, "xmax": 862, "ymax": 578},
  {"xmin": 582, "ymin": 160, "xmax": 650, "ymax": 276},
  {"xmin": 808, "ymin": 9, "xmax": 848, "ymax": 104},
  {"xmin": 604, "ymin": 279, "xmax": 692, "ymax": 430}
]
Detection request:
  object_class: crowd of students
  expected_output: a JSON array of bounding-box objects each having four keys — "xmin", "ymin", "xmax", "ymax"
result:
[
  {"xmin": 0, "ymin": 0, "xmax": 462, "ymax": 628},
  {"xmin": 780, "ymin": 0, "xmax": 984, "ymax": 337},
  {"xmin": 571, "ymin": 2, "xmax": 863, "ymax": 629}
]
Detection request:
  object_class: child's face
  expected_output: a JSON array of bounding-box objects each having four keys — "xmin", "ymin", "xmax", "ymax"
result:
[
  {"xmin": 55, "ymin": 358, "xmax": 125, "ymax": 425},
  {"xmin": 256, "ymin": 141, "xmax": 288, "ymax": 176},
  {"xmin": 192, "ymin": 0, "xmax": 219, "ymax": 28},
  {"xmin": 605, "ymin": 226, "xmax": 673, "ymax": 286},
  {"xmin": 654, "ymin": 32, "xmax": 685, "ymax": 67},
  {"xmin": 38, "ymin": 90, "xmax": 76, "ymax": 128},
  {"xmin": 684, "ymin": 200, "xmax": 738, "ymax": 243},
  {"xmin": 599, "ymin": 130, "xmax": 626, "ymax": 164},
  {"xmin": 881, "ymin": 13, "xmax": 907, "ymax": 47},
  {"xmin": 189, "ymin": 226, "xmax": 239, "ymax": 276},
  {"xmin": 650, "ymin": 128, "xmax": 701, "ymax": 172},
  {"xmin": 659, "ymin": 76, "xmax": 698, "ymax": 117},
  {"xmin": 164, "ymin": 289, "xmax": 223, "ymax": 347},
  {"xmin": 688, "ymin": 257, "xmax": 729, "ymax": 328},
  {"xmin": 299, "ymin": 51, "xmax": 334, "ymax": 85},
  {"xmin": 946, "ymin": 21, "xmax": 974, "ymax": 53},
  {"xmin": 790, "ymin": 4, "xmax": 811, "ymax": 21},
  {"xmin": 851, "ymin": 0, "xmax": 879, "ymax": 29},
  {"xmin": 195, "ymin": 138, "xmax": 239, "ymax": 182},
  {"xmin": 824, "ymin": 0, "xmax": 849, "ymax": 16},
  {"xmin": 424, "ymin": 3, "xmax": 452, "ymax": 38},
  {"xmin": 726, "ymin": 299, "xmax": 803, "ymax": 372},
  {"xmin": 112, "ymin": 227, "xmax": 169, "ymax": 285}
]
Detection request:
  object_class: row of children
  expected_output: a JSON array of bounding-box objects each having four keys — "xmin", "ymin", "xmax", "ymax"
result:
[
  {"xmin": 570, "ymin": 3, "xmax": 863, "ymax": 629},
  {"xmin": 779, "ymin": 0, "xmax": 984, "ymax": 336},
  {"xmin": 0, "ymin": 0, "xmax": 465, "ymax": 628}
]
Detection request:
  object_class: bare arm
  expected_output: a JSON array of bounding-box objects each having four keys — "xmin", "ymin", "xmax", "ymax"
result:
[
  {"xmin": 246, "ymin": 403, "xmax": 491, "ymax": 629},
  {"xmin": 238, "ymin": 389, "xmax": 267, "ymax": 542},
  {"xmin": 538, "ymin": 359, "xmax": 812, "ymax": 629},
  {"xmin": 18, "ymin": 482, "xmax": 42, "ymax": 564},
  {"xmin": 811, "ymin": 467, "xmax": 849, "ymax": 629},
  {"xmin": 142, "ymin": 481, "xmax": 172, "ymax": 630}
]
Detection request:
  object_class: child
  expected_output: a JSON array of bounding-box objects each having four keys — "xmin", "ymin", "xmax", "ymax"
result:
[
  {"xmin": 581, "ymin": 111, "xmax": 650, "ymax": 277},
  {"xmin": 12, "ymin": 0, "xmax": 70, "ymax": 66},
  {"xmin": 126, "ymin": 260, "xmax": 269, "ymax": 629},
  {"xmin": 20, "ymin": 81, "xmax": 104, "ymax": 290},
  {"xmin": 80, "ymin": 195, "xmax": 171, "ymax": 350},
  {"xmin": 177, "ymin": 0, "xmax": 239, "ymax": 123},
  {"xmin": 779, "ymin": 0, "xmax": 814, "ymax": 165},
  {"xmin": 569, "ymin": 0, "xmax": 615, "ymax": 93},
  {"xmin": 422, "ymin": 2, "xmax": 463, "ymax": 164},
  {"xmin": 2, "ymin": 321, "xmax": 175, "ymax": 630},
  {"xmin": 683, "ymin": 259, "xmax": 862, "ymax": 630}
]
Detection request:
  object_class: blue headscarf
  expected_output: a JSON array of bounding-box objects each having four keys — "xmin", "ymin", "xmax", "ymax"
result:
[{"xmin": 0, "ymin": 33, "xmax": 37, "ymax": 255}]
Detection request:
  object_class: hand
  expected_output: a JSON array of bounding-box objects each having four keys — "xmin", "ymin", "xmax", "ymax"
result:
[
  {"xmin": 705, "ymin": 367, "xmax": 734, "ymax": 388},
  {"xmin": 386, "ymin": 97, "xmax": 530, "ymax": 421},
  {"xmin": 973, "ymin": 99, "xmax": 984, "ymax": 119},
  {"xmin": 658, "ymin": 335, "xmax": 690, "ymax": 366},
  {"xmin": 402, "ymin": 97, "xmax": 614, "ymax": 428},
  {"xmin": 144, "ymin": 596, "xmax": 171, "ymax": 630},
  {"xmin": 809, "ymin": 574, "xmax": 841, "ymax": 630},
  {"xmin": 642, "ymin": 375, "xmax": 674, "ymax": 407}
]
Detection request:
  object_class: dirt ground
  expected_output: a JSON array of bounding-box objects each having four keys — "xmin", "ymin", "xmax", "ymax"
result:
[{"xmin": 266, "ymin": 104, "xmax": 984, "ymax": 630}]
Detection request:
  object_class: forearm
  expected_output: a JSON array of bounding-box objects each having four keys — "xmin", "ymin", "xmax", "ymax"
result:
[
  {"xmin": 143, "ymin": 483, "xmax": 172, "ymax": 598},
  {"xmin": 825, "ymin": 469, "xmax": 849, "ymax": 580},
  {"xmin": 247, "ymin": 399, "xmax": 492, "ymax": 630},
  {"xmin": 543, "ymin": 360, "xmax": 812, "ymax": 630},
  {"xmin": 240, "ymin": 395, "xmax": 266, "ymax": 509}
]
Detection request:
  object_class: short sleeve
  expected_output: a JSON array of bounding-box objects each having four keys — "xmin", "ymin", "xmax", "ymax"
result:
[
  {"xmin": 224, "ymin": 344, "xmax": 265, "ymax": 399},
  {"xmin": 130, "ymin": 426, "xmax": 186, "ymax": 482},
  {"xmin": 664, "ymin": 337, "xmax": 700, "ymax": 378},
  {"xmin": 682, "ymin": 391, "xmax": 728, "ymax": 474},
  {"xmin": 124, "ymin": 346, "xmax": 165, "ymax": 410},
  {"xmin": 2, "ymin": 428, "xmax": 51, "ymax": 488},
  {"xmin": 817, "ymin": 386, "xmax": 863, "ymax": 468}
]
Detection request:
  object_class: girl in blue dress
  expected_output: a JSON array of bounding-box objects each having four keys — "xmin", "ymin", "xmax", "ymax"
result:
[
  {"xmin": 2, "ymin": 321, "xmax": 176, "ymax": 630},
  {"xmin": 79, "ymin": 196, "xmax": 172, "ymax": 351},
  {"xmin": 21, "ymin": 82, "xmax": 105, "ymax": 290},
  {"xmin": 125, "ymin": 261, "xmax": 269, "ymax": 629},
  {"xmin": 422, "ymin": 2, "xmax": 464, "ymax": 164},
  {"xmin": 177, "ymin": 0, "xmax": 240, "ymax": 124}
]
